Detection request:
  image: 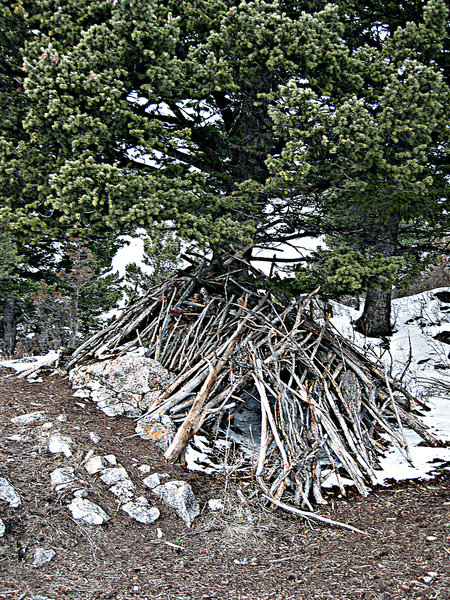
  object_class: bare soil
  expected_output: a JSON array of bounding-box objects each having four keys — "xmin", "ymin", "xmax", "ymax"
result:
[{"xmin": 0, "ymin": 370, "xmax": 449, "ymax": 600}]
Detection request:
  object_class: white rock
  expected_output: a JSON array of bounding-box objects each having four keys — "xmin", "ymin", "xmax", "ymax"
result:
[
  {"xmin": 27, "ymin": 376, "xmax": 43, "ymax": 383},
  {"xmin": 32, "ymin": 596, "xmax": 53, "ymax": 600},
  {"xmin": 50, "ymin": 467, "xmax": 76, "ymax": 490},
  {"xmin": 121, "ymin": 496, "xmax": 160, "ymax": 524},
  {"xmin": 84, "ymin": 449, "xmax": 95, "ymax": 462},
  {"xmin": 89, "ymin": 432, "xmax": 101, "ymax": 444},
  {"xmin": 100, "ymin": 466, "xmax": 132, "ymax": 486},
  {"xmin": 104, "ymin": 454, "xmax": 117, "ymax": 465},
  {"xmin": 109, "ymin": 480, "xmax": 135, "ymax": 500},
  {"xmin": 48, "ymin": 435, "xmax": 74, "ymax": 457},
  {"xmin": 33, "ymin": 548, "xmax": 56, "ymax": 567},
  {"xmin": 73, "ymin": 389, "xmax": 90, "ymax": 398},
  {"xmin": 138, "ymin": 464, "xmax": 151, "ymax": 474},
  {"xmin": 68, "ymin": 497, "xmax": 110, "ymax": 525},
  {"xmin": 208, "ymin": 498, "xmax": 224, "ymax": 511},
  {"xmin": 73, "ymin": 488, "xmax": 88, "ymax": 498},
  {"xmin": 42, "ymin": 422, "xmax": 54, "ymax": 430},
  {"xmin": 11, "ymin": 411, "xmax": 44, "ymax": 425},
  {"xmin": 84, "ymin": 455, "xmax": 109, "ymax": 475},
  {"xmin": 0, "ymin": 518, "xmax": 5, "ymax": 537},
  {"xmin": 7, "ymin": 434, "xmax": 31, "ymax": 442},
  {"xmin": 56, "ymin": 414, "xmax": 67, "ymax": 422},
  {"xmin": 152, "ymin": 480, "xmax": 200, "ymax": 527},
  {"xmin": 142, "ymin": 473, "xmax": 169, "ymax": 490},
  {"xmin": 0, "ymin": 477, "xmax": 21, "ymax": 507}
]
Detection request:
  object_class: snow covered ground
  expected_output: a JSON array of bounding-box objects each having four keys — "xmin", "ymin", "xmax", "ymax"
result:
[
  {"xmin": 1, "ymin": 289, "xmax": 449, "ymax": 488},
  {"xmin": 328, "ymin": 288, "xmax": 450, "ymax": 485}
]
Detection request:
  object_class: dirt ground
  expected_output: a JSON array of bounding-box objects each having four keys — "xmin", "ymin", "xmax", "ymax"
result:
[{"xmin": 0, "ymin": 370, "xmax": 449, "ymax": 600}]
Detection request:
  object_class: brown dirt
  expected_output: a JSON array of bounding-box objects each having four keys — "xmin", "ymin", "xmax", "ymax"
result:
[{"xmin": 0, "ymin": 370, "xmax": 449, "ymax": 600}]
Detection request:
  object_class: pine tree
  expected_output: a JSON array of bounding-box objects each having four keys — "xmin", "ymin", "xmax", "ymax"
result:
[
  {"xmin": 3, "ymin": 0, "xmax": 449, "ymax": 340},
  {"xmin": 19, "ymin": 1, "xmax": 358, "ymax": 248},
  {"xmin": 268, "ymin": 0, "xmax": 449, "ymax": 335}
]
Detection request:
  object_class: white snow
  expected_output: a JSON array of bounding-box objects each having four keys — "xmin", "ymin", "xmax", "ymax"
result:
[
  {"xmin": 327, "ymin": 288, "xmax": 450, "ymax": 487},
  {"xmin": 110, "ymin": 232, "xmax": 153, "ymax": 280},
  {"xmin": 0, "ymin": 351, "xmax": 59, "ymax": 374}
]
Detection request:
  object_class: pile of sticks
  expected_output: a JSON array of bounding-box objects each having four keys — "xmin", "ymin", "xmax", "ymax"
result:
[{"xmin": 67, "ymin": 255, "xmax": 440, "ymax": 506}]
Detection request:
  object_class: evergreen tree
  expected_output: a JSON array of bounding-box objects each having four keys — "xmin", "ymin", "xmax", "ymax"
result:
[
  {"xmin": 3, "ymin": 0, "xmax": 448, "ymax": 340},
  {"xmin": 268, "ymin": 0, "xmax": 449, "ymax": 335},
  {"xmin": 0, "ymin": 1, "xmax": 125, "ymax": 353},
  {"xmin": 19, "ymin": 0, "xmax": 356, "ymax": 248}
]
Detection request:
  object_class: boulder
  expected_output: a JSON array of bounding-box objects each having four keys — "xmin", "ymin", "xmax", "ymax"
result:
[
  {"xmin": 69, "ymin": 354, "xmax": 174, "ymax": 417},
  {"xmin": 135, "ymin": 414, "xmax": 176, "ymax": 451}
]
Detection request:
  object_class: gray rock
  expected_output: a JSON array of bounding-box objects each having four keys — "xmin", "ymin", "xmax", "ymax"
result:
[
  {"xmin": 50, "ymin": 467, "xmax": 76, "ymax": 490},
  {"xmin": 121, "ymin": 496, "xmax": 160, "ymax": 524},
  {"xmin": 208, "ymin": 498, "xmax": 224, "ymax": 511},
  {"xmin": 135, "ymin": 414, "xmax": 176, "ymax": 450},
  {"xmin": 89, "ymin": 432, "xmax": 101, "ymax": 444},
  {"xmin": 11, "ymin": 411, "xmax": 44, "ymax": 425},
  {"xmin": 73, "ymin": 388, "xmax": 90, "ymax": 398},
  {"xmin": 0, "ymin": 477, "xmax": 21, "ymax": 507},
  {"xmin": 48, "ymin": 435, "xmax": 74, "ymax": 457},
  {"xmin": 69, "ymin": 355, "xmax": 174, "ymax": 417},
  {"xmin": 109, "ymin": 480, "xmax": 135, "ymax": 500},
  {"xmin": 138, "ymin": 464, "xmax": 151, "ymax": 474},
  {"xmin": 6, "ymin": 434, "xmax": 31, "ymax": 442},
  {"xmin": 68, "ymin": 497, "xmax": 110, "ymax": 525},
  {"xmin": 84, "ymin": 449, "xmax": 95, "ymax": 462},
  {"xmin": 33, "ymin": 548, "xmax": 56, "ymax": 567},
  {"xmin": 0, "ymin": 518, "xmax": 5, "ymax": 537},
  {"xmin": 142, "ymin": 473, "xmax": 170, "ymax": 490},
  {"xmin": 84, "ymin": 455, "xmax": 109, "ymax": 475},
  {"xmin": 100, "ymin": 466, "xmax": 132, "ymax": 486},
  {"xmin": 152, "ymin": 480, "xmax": 200, "ymax": 527}
]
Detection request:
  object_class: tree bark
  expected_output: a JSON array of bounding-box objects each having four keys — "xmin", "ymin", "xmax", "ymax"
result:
[
  {"xmin": 354, "ymin": 286, "xmax": 392, "ymax": 337},
  {"xmin": 354, "ymin": 216, "xmax": 399, "ymax": 337},
  {"xmin": 3, "ymin": 296, "xmax": 17, "ymax": 356}
]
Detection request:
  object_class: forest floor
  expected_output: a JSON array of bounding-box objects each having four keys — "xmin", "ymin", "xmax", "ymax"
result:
[{"xmin": 0, "ymin": 370, "xmax": 449, "ymax": 600}]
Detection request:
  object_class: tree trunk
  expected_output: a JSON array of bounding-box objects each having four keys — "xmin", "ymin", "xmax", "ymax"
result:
[
  {"xmin": 354, "ymin": 216, "xmax": 399, "ymax": 337},
  {"xmin": 354, "ymin": 286, "xmax": 392, "ymax": 337},
  {"xmin": 3, "ymin": 296, "xmax": 17, "ymax": 356}
]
